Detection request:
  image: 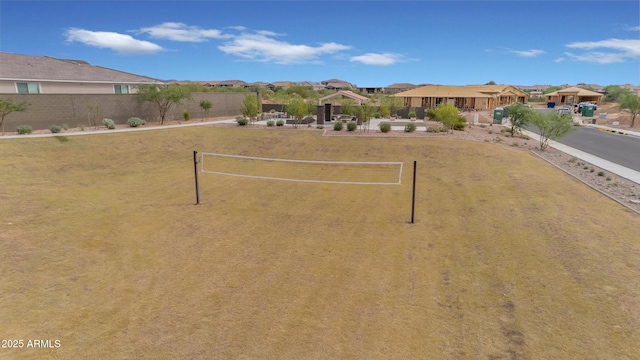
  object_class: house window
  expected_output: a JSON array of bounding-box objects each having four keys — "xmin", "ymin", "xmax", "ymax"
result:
[
  {"xmin": 16, "ymin": 82, "xmax": 40, "ymax": 94},
  {"xmin": 114, "ymin": 85, "xmax": 129, "ymax": 94}
]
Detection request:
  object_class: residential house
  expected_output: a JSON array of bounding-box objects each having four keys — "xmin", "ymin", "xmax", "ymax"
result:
[
  {"xmin": 393, "ymin": 84, "xmax": 528, "ymax": 110},
  {"xmin": 0, "ymin": 52, "xmax": 163, "ymax": 94},
  {"xmin": 544, "ymin": 87, "xmax": 603, "ymax": 106}
]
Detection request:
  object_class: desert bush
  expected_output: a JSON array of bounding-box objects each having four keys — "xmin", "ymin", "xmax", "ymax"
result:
[
  {"xmin": 236, "ymin": 117, "xmax": 248, "ymax": 126},
  {"xmin": 16, "ymin": 125, "xmax": 32, "ymax": 134},
  {"xmin": 426, "ymin": 125, "xmax": 446, "ymax": 133},
  {"xmin": 425, "ymin": 107, "xmax": 437, "ymax": 120},
  {"xmin": 452, "ymin": 116, "xmax": 467, "ymax": 130},
  {"xmin": 183, "ymin": 110, "xmax": 190, "ymax": 121},
  {"xmin": 266, "ymin": 120, "xmax": 275, "ymax": 127},
  {"xmin": 333, "ymin": 121, "xmax": 343, "ymax": 131},
  {"xmin": 379, "ymin": 122, "xmax": 391, "ymax": 133},
  {"xmin": 50, "ymin": 125, "xmax": 62, "ymax": 133},
  {"xmin": 347, "ymin": 121, "xmax": 357, "ymax": 131},
  {"xmin": 102, "ymin": 118, "xmax": 116, "ymax": 129},
  {"xmin": 316, "ymin": 125, "xmax": 324, "ymax": 129},
  {"xmin": 598, "ymin": 171, "xmax": 605, "ymax": 176},
  {"xmin": 127, "ymin": 117, "xmax": 145, "ymax": 127},
  {"xmin": 61, "ymin": 123, "xmax": 69, "ymax": 130},
  {"xmin": 404, "ymin": 123, "xmax": 417, "ymax": 132},
  {"xmin": 276, "ymin": 119, "xmax": 284, "ymax": 126}
]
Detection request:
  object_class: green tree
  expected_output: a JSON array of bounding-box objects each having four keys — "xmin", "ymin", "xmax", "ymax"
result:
[
  {"xmin": 506, "ymin": 103, "xmax": 531, "ymax": 136},
  {"xmin": 603, "ymin": 85, "xmax": 633, "ymax": 102},
  {"xmin": 241, "ymin": 94, "xmax": 260, "ymax": 124},
  {"xmin": 137, "ymin": 84, "xmax": 192, "ymax": 125},
  {"xmin": 434, "ymin": 103, "xmax": 460, "ymax": 132},
  {"xmin": 618, "ymin": 94, "xmax": 640, "ymax": 128},
  {"xmin": 485, "ymin": 80, "xmax": 496, "ymax": 85},
  {"xmin": 529, "ymin": 111, "xmax": 574, "ymax": 150},
  {"xmin": 199, "ymin": 100, "xmax": 212, "ymax": 122},
  {"xmin": 287, "ymin": 97, "xmax": 308, "ymax": 128},
  {"xmin": 379, "ymin": 102, "xmax": 390, "ymax": 118},
  {"xmin": 0, "ymin": 98, "xmax": 30, "ymax": 135},
  {"xmin": 340, "ymin": 98, "xmax": 355, "ymax": 116},
  {"xmin": 357, "ymin": 102, "xmax": 375, "ymax": 132},
  {"xmin": 543, "ymin": 86, "xmax": 562, "ymax": 95}
]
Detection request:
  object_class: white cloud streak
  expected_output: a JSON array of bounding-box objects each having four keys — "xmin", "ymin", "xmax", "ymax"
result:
[
  {"xmin": 218, "ymin": 32, "xmax": 351, "ymax": 64},
  {"xmin": 137, "ymin": 22, "xmax": 231, "ymax": 42},
  {"xmin": 508, "ymin": 49, "xmax": 546, "ymax": 57},
  {"xmin": 564, "ymin": 38, "xmax": 640, "ymax": 64},
  {"xmin": 627, "ymin": 25, "xmax": 640, "ymax": 31},
  {"xmin": 65, "ymin": 28, "xmax": 162, "ymax": 55},
  {"xmin": 350, "ymin": 53, "xmax": 404, "ymax": 65}
]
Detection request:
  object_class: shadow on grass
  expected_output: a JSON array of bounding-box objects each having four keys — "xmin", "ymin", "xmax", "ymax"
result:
[{"xmin": 55, "ymin": 136, "xmax": 69, "ymax": 143}]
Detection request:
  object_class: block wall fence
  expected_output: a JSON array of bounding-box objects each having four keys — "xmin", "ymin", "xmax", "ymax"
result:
[{"xmin": 1, "ymin": 92, "xmax": 247, "ymax": 132}]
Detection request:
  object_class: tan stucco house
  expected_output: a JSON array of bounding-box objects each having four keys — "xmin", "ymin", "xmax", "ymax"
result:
[
  {"xmin": 544, "ymin": 86, "xmax": 603, "ymax": 106},
  {"xmin": 0, "ymin": 52, "xmax": 163, "ymax": 95},
  {"xmin": 393, "ymin": 84, "xmax": 528, "ymax": 110}
]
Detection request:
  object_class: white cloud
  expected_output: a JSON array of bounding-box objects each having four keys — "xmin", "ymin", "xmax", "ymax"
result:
[
  {"xmin": 65, "ymin": 28, "xmax": 162, "ymax": 55},
  {"xmin": 508, "ymin": 49, "xmax": 546, "ymax": 57},
  {"xmin": 554, "ymin": 57, "xmax": 565, "ymax": 63},
  {"xmin": 218, "ymin": 32, "xmax": 351, "ymax": 64},
  {"xmin": 564, "ymin": 38, "xmax": 640, "ymax": 64},
  {"xmin": 138, "ymin": 22, "xmax": 230, "ymax": 42},
  {"xmin": 350, "ymin": 52, "xmax": 404, "ymax": 65},
  {"xmin": 627, "ymin": 25, "xmax": 640, "ymax": 31}
]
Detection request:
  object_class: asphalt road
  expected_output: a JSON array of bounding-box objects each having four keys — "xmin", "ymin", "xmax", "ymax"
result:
[{"xmin": 526, "ymin": 124, "xmax": 640, "ymax": 172}]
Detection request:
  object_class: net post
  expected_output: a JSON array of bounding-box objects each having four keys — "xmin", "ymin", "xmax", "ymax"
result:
[
  {"xmin": 193, "ymin": 150, "xmax": 200, "ymax": 205},
  {"xmin": 411, "ymin": 160, "xmax": 416, "ymax": 224}
]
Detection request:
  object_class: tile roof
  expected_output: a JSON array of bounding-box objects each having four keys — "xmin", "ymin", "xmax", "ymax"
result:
[{"xmin": 0, "ymin": 52, "xmax": 163, "ymax": 84}]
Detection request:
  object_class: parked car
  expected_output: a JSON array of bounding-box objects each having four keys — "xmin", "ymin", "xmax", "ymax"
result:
[{"xmin": 574, "ymin": 102, "xmax": 598, "ymax": 113}]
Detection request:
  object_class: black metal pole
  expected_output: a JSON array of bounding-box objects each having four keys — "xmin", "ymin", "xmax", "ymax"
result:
[
  {"xmin": 411, "ymin": 160, "xmax": 416, "ymax": 224},
  {"xmin": 193, "ymin": 150, "xmax": 200, "ymax": 205}
]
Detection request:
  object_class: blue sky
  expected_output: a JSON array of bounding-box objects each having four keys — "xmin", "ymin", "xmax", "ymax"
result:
[{"xmin": 1, "ymin": 1, "xmax": 639, "ymax": 86}]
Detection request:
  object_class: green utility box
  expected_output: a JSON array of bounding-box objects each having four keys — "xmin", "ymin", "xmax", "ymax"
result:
[
  {"xmin": 581, "ymin": 104, "xmax": 595, "ymax": 117},
  {"xmin": 493, "ymin": 108, "xmax": 504, "ymax": 124}
]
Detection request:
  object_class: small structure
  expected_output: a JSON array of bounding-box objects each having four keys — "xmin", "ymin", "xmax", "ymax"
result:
[{"xmin": 317, "ymin": 90, "xmax": 370, "ymax": 106}]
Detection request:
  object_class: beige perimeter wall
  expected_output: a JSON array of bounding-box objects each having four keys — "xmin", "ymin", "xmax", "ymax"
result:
[{"xmin": 1, "ymin": 92, "xmax": 247, "ymax": 132}]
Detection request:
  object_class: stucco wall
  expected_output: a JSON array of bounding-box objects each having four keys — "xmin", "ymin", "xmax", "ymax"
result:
[{"xmin": 1, "ymin": 92, "xmax": 246, "ymax": 132}]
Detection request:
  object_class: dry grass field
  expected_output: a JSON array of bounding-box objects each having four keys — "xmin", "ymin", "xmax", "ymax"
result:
[{"xmin": 1, "ymin": 126, "xmax": 640, "ymax": 359}]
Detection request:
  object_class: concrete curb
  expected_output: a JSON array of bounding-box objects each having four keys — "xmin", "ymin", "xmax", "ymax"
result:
[{"xmin": 598, "ymin": 128, "xmax": 627, "ymax": 136}]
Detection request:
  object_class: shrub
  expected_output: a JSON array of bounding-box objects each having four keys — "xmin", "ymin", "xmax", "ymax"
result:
[
  {"xmin": 452, "ymin": 116, "xmax": 467, "ymax": 130},
  {"xmin": 102, "ymin": 118, "xmax": 116, "ymax": 129},
  {"xmin": 236, "ymin": 117, "xmax": 248, "ymax": 126},
  {"xmin": 379, "ymin": 122, "xmax": 391, "ymax": 133},
  {"xmin": 408, "ymin": 108, "xmax": 417, "ymax": 118},
  {"xmin": 426, "ymin": 125, "xmax": 446, "ymax": 133},
  {"xmin": 266, "ymin": 120, "xmax": 275, "ymax": 127},
  {"xmin": 79, "ymin": 124, "xmax": 85, "ymax": 131},
  {"xmin": 183, "ymin": 110, "xmax": 190, "ymax": 121},
  {"xmin": 16, "ymin": 125, "xmax": 32, "ymax": 135},
  {"xmin": 347, "ymin": 121, "xmax": 357, "ymax": 131},
  {"xmin": 276, "ymin": 119, "xmax": 284, "ymax": 126},
  {"xmin": 426, "ymin": 108, "xmax": 437, "ymax": 120},
  {"xmin": 333, "ymin": 121, "xmax": 343, "ymax": 131},
  {"xmin": 598, "ymin": 171, "xmax": 605, "ymax": 176},
  {"xmin": 404, "ymin": 123, "xmax": 417, "ymax": 132},
  {"xmin": 61, "ymin": 123, "xmax": 69, "ymax": 130},
  {"xmin": 316, "ymin": 125, "xmax": 324, "ymax": 129},
  {"xmin": 127, "ymin": 117, "xmax": 145, "ymax": 127},
  {"xmin": 50, "ymin": 125, "xmax": 62, "ymax": 133}
]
